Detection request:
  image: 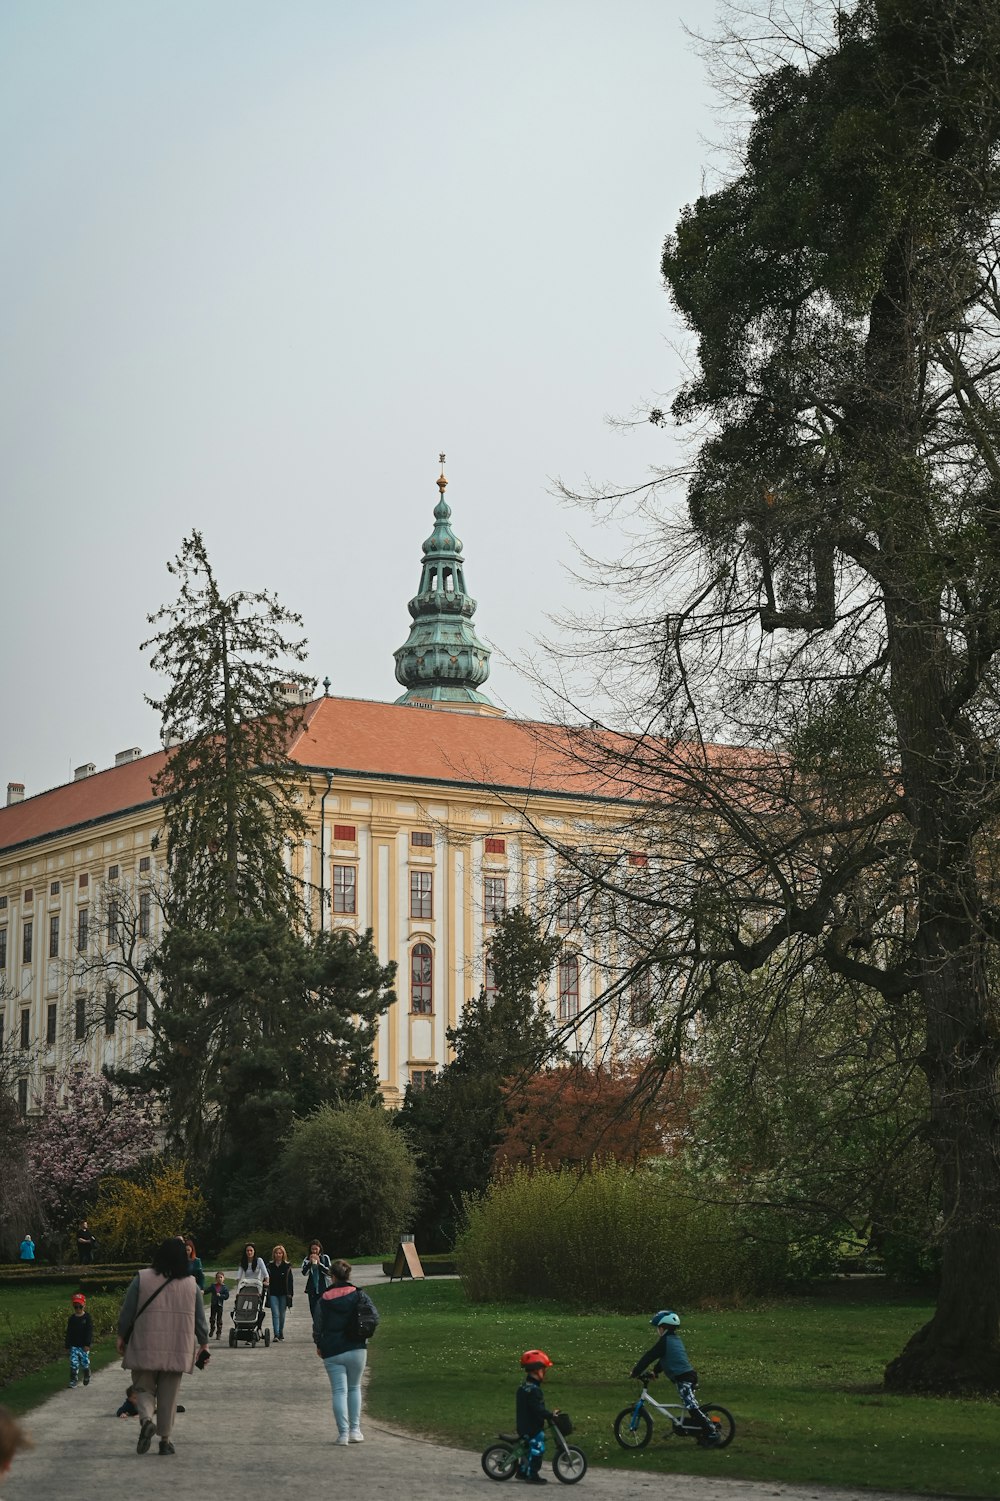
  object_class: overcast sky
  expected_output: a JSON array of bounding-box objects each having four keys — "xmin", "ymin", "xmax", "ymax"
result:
[{"xmin": 1, "ymin": 0, "xmax": 716, "ymax": 798}]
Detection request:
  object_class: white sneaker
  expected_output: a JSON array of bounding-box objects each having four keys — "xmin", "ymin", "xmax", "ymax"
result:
[
  {"xmin": 349, "ymin": 1429, "xmax": 364, "ymax": 1443},
  {"xmin": 335, "ymin": 1434, "xmax": 350, "ymax": 1446}
]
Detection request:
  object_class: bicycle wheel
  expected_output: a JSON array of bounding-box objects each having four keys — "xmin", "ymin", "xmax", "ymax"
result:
[
  {"xmin": 481, "ymin": 1443, "xmax": 520, "ymax": 1480},
  {"xmin": 553, "ymin": 1447, "xmax": 588, "ymax": 1484},
  {"xmin": 701, "ymin": 1405, "xmax": 736, "ymax": 1448},
  {"xmin": 613, "ymin": 1405, "xmax": 652, "ymax": 1450}
]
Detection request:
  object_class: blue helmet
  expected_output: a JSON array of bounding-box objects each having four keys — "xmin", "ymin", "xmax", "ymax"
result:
[{"xmin": 650, "ymin": 1310, "xmax": 681, "ymax": 1328}]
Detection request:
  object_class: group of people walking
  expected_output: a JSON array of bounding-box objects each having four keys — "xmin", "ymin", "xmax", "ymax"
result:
[{"xmin": 109, "ymin": 1235, "xmax": 372, "ymax": 1456}]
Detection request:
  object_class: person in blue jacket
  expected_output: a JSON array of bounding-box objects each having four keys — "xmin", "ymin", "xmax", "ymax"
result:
[
  {"xmin": 18, "ymin": 1234, "xmax": 35, "ymax": 1262},
  {"xmin": 629, "ymin": 1310, "xmax": 720, "ymax": 1446}
]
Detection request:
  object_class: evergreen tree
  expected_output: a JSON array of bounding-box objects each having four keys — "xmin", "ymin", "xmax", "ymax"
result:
[
  {"xmin": 143, "ymin": 529, "xmax": 313, "ymax": 930},
  {"xmin": 397, "ymin": 908, "xmax": 562, "ymax": 1250}
]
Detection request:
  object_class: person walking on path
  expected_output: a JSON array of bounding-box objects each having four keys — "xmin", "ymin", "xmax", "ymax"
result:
[
  {"xmin": 76, "ymin": 1222, "xmax": 97, "ymax": 1264},
  {"xmin": 17, "ymin": 1235, "xmax": 34, "ymax": 1263},
  {"xmin": 237, "ymin": 1243, "xmax": 269, "ymax": 1331},
  {"xmin": 208, "ymin": 1272, "xmax": 229, "ymax": 1339},
  {"xmin": 301, "ymin": 1239, "xmax": 332, "ymax": 1320},
  {"xmin": 313, "ymin": 1258, "xmax": 369, "ymax": 1445},
  {"xmin": 116, "ymin": 1236, "xmax": 210, "ymax": 1457},
  {"xmin": 64, "ymin": 1295, "xmax": 92, "ymax": 1389},
  {"xmin": 184, "ymin": 1236, "xmax": 205, "ymax": 1290},
  {"xmin": 267, "ymin": 1245, "xmax": 294, "ymax": 1341}
]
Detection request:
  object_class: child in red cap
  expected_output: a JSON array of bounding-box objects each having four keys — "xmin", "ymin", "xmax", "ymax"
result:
[{"xmin": 65, "ymin": 1294, "xmax": 93, "ymax": 1388}]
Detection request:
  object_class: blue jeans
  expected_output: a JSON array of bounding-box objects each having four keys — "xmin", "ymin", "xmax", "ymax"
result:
[
  {"xmin": 268, "ymin": 1295, "xmax": 287, "ymax": 1337},
  {"xmin": 322, "ymin": 1348, "xmax": 367, "ymax": 1436}
]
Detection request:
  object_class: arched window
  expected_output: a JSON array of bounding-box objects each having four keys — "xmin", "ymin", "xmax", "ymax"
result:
[
  {"xmin": 411, "ymin": 943, "xmax": 433, "ymax": 1014},
  {"xmin": 558, "ymin": 954, "xmax": 579, "ymax": 1020}
]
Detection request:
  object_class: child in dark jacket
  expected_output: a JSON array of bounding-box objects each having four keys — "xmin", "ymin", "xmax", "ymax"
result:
[
  {"xmin": 64, "ymin": 1294, "xmax": 93, "ymax": 1388},
  {"xmin": 629, "ymin": 1310, "xmax": 720, "ymax": 1446},
  {"xmin": 515, "ymin": 1350, "xmax": 557, "ymax": 1484},
  {"xmin": 209, "ymin": 1272, "xmax": 230, "ymax": 1338},
  {"xmin": 116, "ymin": 1384, "xmax": 139, "ymax": 1418}
]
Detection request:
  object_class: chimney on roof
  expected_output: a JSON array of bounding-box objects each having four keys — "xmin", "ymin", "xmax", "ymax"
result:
[
  {"xmin": 161, "ymin": 729, "xmax": 183, "ymax": 749},
  {"xmin": 6, "ymin": 782, "xmax": 24, "ymax": 806},
  {"xmin": 273, "ymin": 681, "xmax": 308, "ymax": 707},
  {"xmin": 114, "ymin": 747, "xmax": 142, "ymax": 767},
  {"xmin": 74, "ymin": 763, "xmax": 97, "ymax": 781}
]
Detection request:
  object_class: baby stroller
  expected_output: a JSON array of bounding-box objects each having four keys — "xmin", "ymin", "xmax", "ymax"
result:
[{"xmin": 229, "ymin": 1277, "xmax": 270, "ymax": 1348}]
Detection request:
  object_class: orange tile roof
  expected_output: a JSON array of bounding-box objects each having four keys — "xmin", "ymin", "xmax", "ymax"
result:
[{"xmin": 0, "ymin": 697, "xmax": 638, "ymax": 855}]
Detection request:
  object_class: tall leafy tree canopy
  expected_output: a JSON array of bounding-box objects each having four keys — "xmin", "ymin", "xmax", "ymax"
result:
[{"xmin": 552, "ymin": 0, "xmax": 1000, "ymax": 1393}]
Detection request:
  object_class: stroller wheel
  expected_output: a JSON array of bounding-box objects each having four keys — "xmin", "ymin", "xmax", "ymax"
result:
[
  {"xmin": 229, "ymin": 1330, "xmax": 237, "ymax": 1348},
  {"xmin": 263, "ymin": 1329, "xmax": 271, "ymax": 1347}
]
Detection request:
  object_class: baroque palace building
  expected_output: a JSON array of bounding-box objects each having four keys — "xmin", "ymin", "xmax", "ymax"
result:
[{"xmin": 0, "ymin": 467, "xmax": 642, "ymax": 1108}]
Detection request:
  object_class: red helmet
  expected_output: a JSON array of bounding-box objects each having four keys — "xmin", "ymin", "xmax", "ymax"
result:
[
  {"xmin": 71, "ymin": 1293, "xmax": 86, "ymax": 1306},
  {"xmin": 520, "ymin": 1349, "xmax": 553, "ymax": 1369}
]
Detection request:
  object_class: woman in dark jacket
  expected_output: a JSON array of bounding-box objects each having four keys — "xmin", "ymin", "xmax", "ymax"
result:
[
  {"xmin": 313, "ymin": 1259, "xmax": 368, "ymax": 1444},
  {"xmin": 301, "ymin": 1239, "xmax": 332, "ymax": 1319},
  {"xmin": 267, "ymin": 1245, "xmax": 294, "ymax": 1341}
]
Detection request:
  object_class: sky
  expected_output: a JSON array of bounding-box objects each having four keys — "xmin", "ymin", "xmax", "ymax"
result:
[{"xmin": 1, "ymin": 0, "xmax": 717, "ymax": 798}]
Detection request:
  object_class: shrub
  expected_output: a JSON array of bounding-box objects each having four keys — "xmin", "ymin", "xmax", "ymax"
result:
[
  {"xmin": 278, "ymin": 1101, "xmax": 419, "ymax": 1256},
  {"xmin": 456, "ymin": 1161, "xmax": 782, "ymax": 1308},
  {"xmin": 90, "ymin": 1159, "xmax": 205, "ymax": 1260}
]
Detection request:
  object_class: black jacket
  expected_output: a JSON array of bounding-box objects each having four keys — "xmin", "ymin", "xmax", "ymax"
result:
[
  {"xmin": 516, "ymin": 1375, "xmax": 554, "ymax": 1436},
  {"xmin": 313, "ymin": 1282, "xmax": 366, "ymax": 1358},
  {"xmin": 65, "ymin": 1312, "xmax": 93, "ymax": 1348},
  {"xmin": 267, "ymin": 1260, "xmax": 295, "ymax": 1298}
]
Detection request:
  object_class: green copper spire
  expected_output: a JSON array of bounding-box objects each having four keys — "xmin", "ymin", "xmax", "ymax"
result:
[{"xmin": 393, "ymin": 459, "xmax": 494, "ymax": 709}]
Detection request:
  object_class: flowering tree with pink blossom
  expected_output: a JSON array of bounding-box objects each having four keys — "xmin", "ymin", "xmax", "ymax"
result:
[{"xmin": 26, "ymin": 1067, "xmax": 157, "ymax": 1246}]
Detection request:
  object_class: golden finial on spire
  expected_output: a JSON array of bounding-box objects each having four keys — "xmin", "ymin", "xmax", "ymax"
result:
[{"xmin": 437, "ymin": 452, "xmax": 448, "ymax": 492}]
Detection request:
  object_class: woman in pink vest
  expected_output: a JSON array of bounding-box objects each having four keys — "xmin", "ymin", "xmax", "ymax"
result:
[{"xmin": 116, "ymin": 1237, "xmax": 210, "ymax": 1456}]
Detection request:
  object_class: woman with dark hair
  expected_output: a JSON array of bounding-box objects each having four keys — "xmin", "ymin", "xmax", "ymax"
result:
[
  {"xmin": 184, "ymin": 1235, "xmax": 205, "ymax": 1290},
  {"xmin": 116, "ymin": 1236, "xmax": 209, "ymax": 1457},
  {"xmin": 238, "ymin": 1242, "xmax": 270, "ymax": 1331},
  {"xmin": 313, "ymin": 1258, "xmax": 369, "ymax": 1445},
  {"xmin": 301, "ymin": 1238, "xmax": 332, "ymax": 1319}
]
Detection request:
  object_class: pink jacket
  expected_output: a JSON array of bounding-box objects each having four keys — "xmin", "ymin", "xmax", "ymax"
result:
[{"xmin": 122, "ymin": 1268, "xmax": 203, "ymax": 1374}]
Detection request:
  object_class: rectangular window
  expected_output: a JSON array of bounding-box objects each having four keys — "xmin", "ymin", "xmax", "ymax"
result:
[
  {"xmin": 629, "ymin": 972, "xmax": 653, "ymax": 1027},
  {"xmin": 333, "ymin": 824, "xmax": 356, "ymax": 841},
  {"xmin": 332, "ymin": 865, "xmax": 357, "ymax": 914},
  {"xmin": 137, "ymin": 987, "xmax": 149, "ymax": 1031},
  {"xmin": 485, "ymin": 837, "xmax": 506, "ymax": 854},
  {"xmin": 484, "ymin": 956, "xmax": 497, "ymax": 998},
  {"xmin": 77, "ymin": 908, "xmax": 89, "ymax": 952},
  {"xmin": 0, "ymin": 895, "xmax": 7, "ymax": 909},
  {"xmin": 139, "ymin": 891, "xmax": 151, "ymax": 938},
  {"xmin": 139, "ymin": 855, "xmax": 151, "ymax": 873},
  {"xmin": 19, "ymin": 1009, "xmax": 30, "ymax": 1049},
  {"xmin": 410, "ymin": 870, "xmax": 433, "ymax": 920},
  {"xmin": 107, "ymin": 901, "xmax": 119, "ymax": 945},
  {"xmin": 558, "ymin": 955, "xmax": 580, "ymax": 1021},
  {"xmin": 22, "ymin": 921, "xmax": 32, "ymax": 964},
  {"xmin": 46, "ymin": 1003, "xmax": 57, "ymax": 1045},
  {"xmin": 49, "ymin": 914, "xmax": 60, "ymax": 958},
  {"xmin": 50, "ymin": 880, "xmax": 60, "ymax": 896},
  {"xmin": 411, "ymin": 830, "xmax": 432, "ymax": 848},
  {"xmin": 0, "ymin": 929, "xmax": 6, "ymax": 969},
  {"xmin": 108, "ymin": 864, "xmax": 119, "ymax": 880},
  {"xmin": 78, "ymin": 873, "xmax": 89, "ymax": 889},
  {"xmin": 104, "ymin": 989, "xmax": 116, "ymax": 1036},
  {"xmin": 409, "ymin": 1068, "xmax": 436, "ymax": 1092},
  {"xmin": 17, "ymin": 1078, "xmax": 27, "ymax": 1116},
  {"xmin": 75, "ymin": 995, "xmax": 86, "ymax": 1041},
  {"xmin": 0, "ymin": 1014, "xmax": 3, "ymax": 1050},
  {"xmin": 483, "ymin": 875, "xmax": 506, "ymax": 924},
  {"xmin": 557, "ymin": 893, "xmax": 580, "ymax": 928},
  {"xmin": 23, "ymin": 888, "xmax": 33, "ymax": 904}
]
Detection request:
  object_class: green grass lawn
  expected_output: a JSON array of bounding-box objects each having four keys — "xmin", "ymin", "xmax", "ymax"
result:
[
  {"xmin": 0, "ymin": 1286, "xmax": 81, "ymax": 1339},
  {"xmin": 0, "ymin": 1287, "xmax": 126, "ymax": 1416},
  {"xmin": 365, "ymin": 1280, "xmax": 1000, "ymax": 1497}
]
